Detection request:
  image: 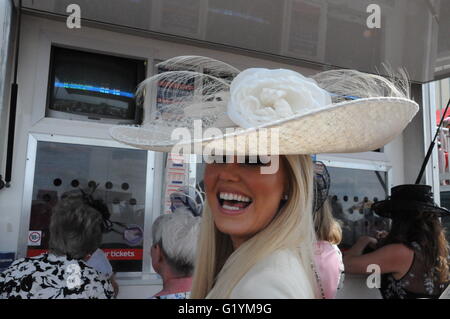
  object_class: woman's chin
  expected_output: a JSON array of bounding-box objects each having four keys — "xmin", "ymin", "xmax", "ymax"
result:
[{"xmin": 212, "ymin": 206, "xmax": 257, "ymax": 239}]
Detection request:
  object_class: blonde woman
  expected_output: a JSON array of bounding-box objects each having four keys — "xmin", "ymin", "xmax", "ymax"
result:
[
  {"xmin": 313, "ymin": 199, "xmax": 344, "ymax": 299},
  {"xmin": 110, "ymin": 56, "xmax": 419, "ymax": 298},
  {"xmin": 191, "ymin": 155, "xmax": 318, "ymax": 298}
]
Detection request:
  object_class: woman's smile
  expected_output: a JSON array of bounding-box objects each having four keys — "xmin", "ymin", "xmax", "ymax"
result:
[{"xmin": 216, "ymin": 190, "xmax": 253, "ymax": 215}]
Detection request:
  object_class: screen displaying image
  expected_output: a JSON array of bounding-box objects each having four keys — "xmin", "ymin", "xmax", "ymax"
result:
[{"xmin": 47, "ymin": 46, "xmax": 146, "ymax": 123}]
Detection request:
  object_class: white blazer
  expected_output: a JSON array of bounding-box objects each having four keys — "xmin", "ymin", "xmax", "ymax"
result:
[{"xmin": 229, "ymin": 248, "xmax": 316, "ymax": 299}]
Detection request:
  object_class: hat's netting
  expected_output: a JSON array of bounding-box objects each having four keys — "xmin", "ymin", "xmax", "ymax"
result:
[{"xmin": 136, "ymin": 56, "xmax": 410, "ymax": 137}]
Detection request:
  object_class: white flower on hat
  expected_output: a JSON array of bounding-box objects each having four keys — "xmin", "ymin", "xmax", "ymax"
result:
[{"xmin": 227, "ymin": 68, "xmax": 332, "ymax": 128}]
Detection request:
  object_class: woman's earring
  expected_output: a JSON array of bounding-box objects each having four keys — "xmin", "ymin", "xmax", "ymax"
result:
[{"xmin": 283, "ymin": 194, "xmax": 288, "ymax": 200}]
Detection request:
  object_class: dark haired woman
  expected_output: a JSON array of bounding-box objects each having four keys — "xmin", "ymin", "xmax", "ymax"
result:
[
  {"xmin": 344, "ymin": 185, "xmax": 450, "ymax": 299},
  {"xmin": 0, "ymin": 194, "xmax": 114, "ymax": 299}
]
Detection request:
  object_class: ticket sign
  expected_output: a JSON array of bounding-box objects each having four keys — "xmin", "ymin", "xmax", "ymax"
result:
[
  {"xmin": 102, "ymin": 249, "xmax": 143, "ymax": 260},
  {"xmin": 27, "ymin": 248, "xmax": 143, "ymax": 261}
]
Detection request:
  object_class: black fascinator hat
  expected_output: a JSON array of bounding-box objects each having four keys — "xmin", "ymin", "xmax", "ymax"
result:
[
  {"xmin": 313, "ymin": 161, "xmax": 330, "ymax": 212},
  {"xmin": 371, "ymin": 184, "xmax": 450, "ymax": 218}
]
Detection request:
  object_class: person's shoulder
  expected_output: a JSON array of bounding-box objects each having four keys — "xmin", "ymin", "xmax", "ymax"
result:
[
  {"xmin": 379, "ymin": 243, "xmax": 414, "ymax": 258},
  {"xmin": 152, "ymin": 292, "xmax": 191, "ymax": 299},
  {"xmin": 79, "ymin": 260, "xmax": 110, "ymax": 281},
  {"xmin": 0, "ymin": 255, "xmax": 39, "ymax": 277},
  {"xmin": 7, "ymin": 257, "xmax": 29, "ymax": 268},
  {"xmin": 230, "ymin": 248, "xmax": 315, "ymax": 299},
  {"xmin": 314, "ymin": 242, "xmax": 343, "ymax": 268},
  {"xmin": 75, "ymin": 262, "xmax": 114, "ymax": 299},
  {"xmin": 0, "ymin": 255, "xmax": 47, "ymax": 297},
  {"xmin": 254, "ymin": 248, "xmax": 302, "ymax": 271},
  {"xmin": 315, "ymin": 241, "xmax": 340, "ymax": 255},
  {"xmin": 85, "ymin": 249, "xmax": 113, "ymax": 277}
]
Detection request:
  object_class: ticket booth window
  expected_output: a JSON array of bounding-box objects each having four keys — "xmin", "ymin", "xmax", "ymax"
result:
[
  {"xmin": 26, "ymin": 140, "xmax": 149, "ymax": 273},
  {"xmin": 326, "ymin": 166, "xmax": 390, "ymax": 250}
]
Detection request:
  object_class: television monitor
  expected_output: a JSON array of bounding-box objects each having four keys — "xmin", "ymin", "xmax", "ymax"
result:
[{"xmin": 46, "ymin": 46, "xmax": 146, "ymax": 124}]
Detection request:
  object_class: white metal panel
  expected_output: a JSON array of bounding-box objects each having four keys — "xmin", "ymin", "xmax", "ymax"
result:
[{"xmin": 422, "ymin": 81, "xmax": 441, "ymax": 204}]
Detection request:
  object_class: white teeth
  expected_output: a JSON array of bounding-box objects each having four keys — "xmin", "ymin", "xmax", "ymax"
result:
[
  {"xmin": 222, "ymin": 204, "xmax": 240, "ymax": 211},
  {"xmin": 219, "ymin": 192, "xmax": 251, "ymax": 202}
]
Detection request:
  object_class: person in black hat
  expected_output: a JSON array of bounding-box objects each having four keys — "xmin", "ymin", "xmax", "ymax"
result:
[{"xmin": 343, "ymin": 184, "xmax": 450, "ymax": 299}]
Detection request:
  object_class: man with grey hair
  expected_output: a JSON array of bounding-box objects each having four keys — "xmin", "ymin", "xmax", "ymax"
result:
[
  {"xmin": 150, "ymin": 211, "xmax": 201, "ymax": 299},
  {"xmin": 0, "ymin": 194, "xmax": 114, "ymax": 299}
]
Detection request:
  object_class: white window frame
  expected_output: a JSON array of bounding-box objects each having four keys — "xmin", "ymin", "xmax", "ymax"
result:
[
  {"xmin": 316, "ymin": 154, "xmax": 393, "ymax": 193},
  {"xmin": 17, "ymin": 133, "xmax": 165, "ymax": 284},
  {"xmin": 26, "ymin": 23, "xmax": 156, "ymax": 137}
]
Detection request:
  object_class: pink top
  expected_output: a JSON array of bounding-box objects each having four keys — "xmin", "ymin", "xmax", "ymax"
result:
[{"xmin": 313, "ymin": 241, "xmax": 344, "ymax": 299}]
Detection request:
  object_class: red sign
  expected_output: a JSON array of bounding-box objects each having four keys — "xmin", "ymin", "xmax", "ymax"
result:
[
  {"xmin": 436, "ymin": 108, "xmax": 450, "ymax": 124},
  {"xmin": 27, "ymin": 249, "xmax": 47, "ymax": 257},
  {"xmin": 27, "ymin": 248, "xmax": 143, "ymax": 261}
]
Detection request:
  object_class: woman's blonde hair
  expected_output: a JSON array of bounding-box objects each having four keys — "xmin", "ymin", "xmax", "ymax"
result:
[
  {"xmin": 314, "ymin": 199, "xmax": 342, "ymax": 245},
  {"xmin": 190, "ymin": 155, "xmax": 319, "ymax": 298}
]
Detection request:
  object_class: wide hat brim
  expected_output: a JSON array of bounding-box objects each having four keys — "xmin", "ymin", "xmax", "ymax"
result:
[
  {"xmin": 372, "ymin": 199, "xmax": 450, "ymax": 218},
  {"xmin": 110, "ymin": 97, "xmax": 418, "ymax": 155}
]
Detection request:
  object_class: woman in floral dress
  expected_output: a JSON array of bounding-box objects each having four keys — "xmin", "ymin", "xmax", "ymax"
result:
[{"xmin": 0, "ymin": 194, "xmax": 114, "ymax": 299}]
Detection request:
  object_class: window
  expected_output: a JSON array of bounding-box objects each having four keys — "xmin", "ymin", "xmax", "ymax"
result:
[
  {"xmin": 23, "ymin": 137, "xmax": 155, "ymax": 274},
  {"xmin": 324, "ymin": 164, "xmax": 390, "ymax": 250}
]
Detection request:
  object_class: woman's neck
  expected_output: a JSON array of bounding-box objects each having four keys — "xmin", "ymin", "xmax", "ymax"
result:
[
  {"xmin": 155, "ymin": 276, "xmax": 193, "ymax": 296},
  {"xmin": 230, "ymin": 235, "xmax": 251, "ymax": 250}
]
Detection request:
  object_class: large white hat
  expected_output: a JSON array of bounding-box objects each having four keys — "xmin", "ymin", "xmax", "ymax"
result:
[{"xmin": 110, "ymin": 56, "xmax": 418, "ymax": 155}]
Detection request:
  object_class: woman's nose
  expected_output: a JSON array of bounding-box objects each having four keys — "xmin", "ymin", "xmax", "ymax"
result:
[{"xmin": 217, "ymin": 163, "xmax": 240, "ymax": 182}]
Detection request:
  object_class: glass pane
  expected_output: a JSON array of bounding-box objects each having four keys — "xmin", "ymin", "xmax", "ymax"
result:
[
  {"xmin": 327, "ymin": 166, "xmax": 389, "ymax": 249},
  {"xmin": 28, "ymin": 141, "xmax": 148, "ymax": 272}
]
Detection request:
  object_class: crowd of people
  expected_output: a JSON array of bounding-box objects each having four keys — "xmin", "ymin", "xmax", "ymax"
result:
[{"xmin": 1, "ymin": 56, "xmax": 449, "ymax": 299}]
